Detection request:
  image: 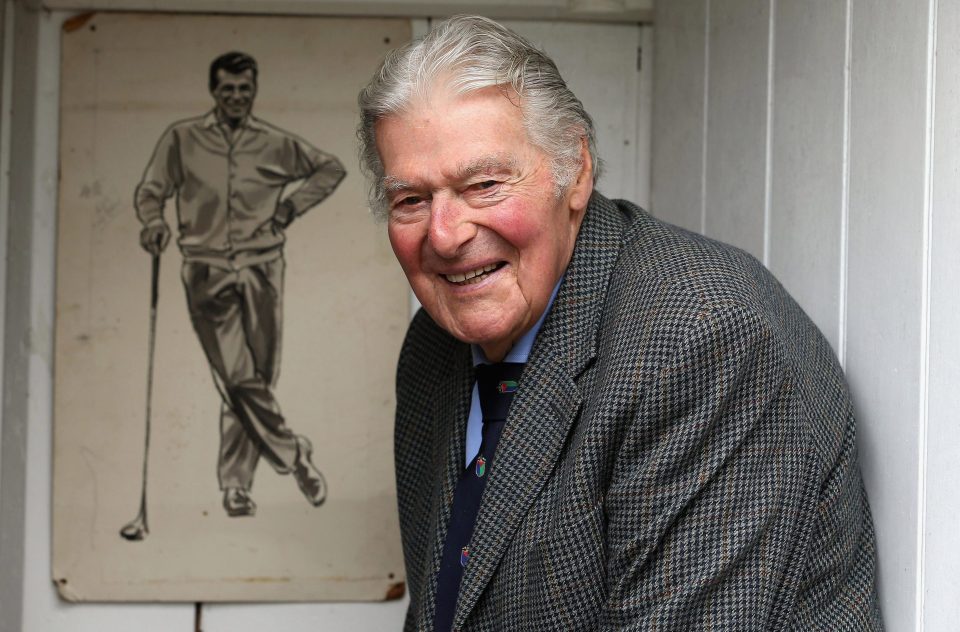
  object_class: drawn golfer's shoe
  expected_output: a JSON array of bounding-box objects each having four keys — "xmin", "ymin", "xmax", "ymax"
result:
[
  {"xmin": 293, "ymin": 435, "xmax": 327, "ymax": 507},
  {"xmin": 223, "ymin": 487, "xmax": 256, "ymax": 517}
]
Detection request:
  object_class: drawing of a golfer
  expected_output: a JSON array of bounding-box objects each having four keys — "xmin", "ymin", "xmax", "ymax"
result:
[{"xmin": 133, "ymin": 51, "xmax": 345, "ymax": 518}]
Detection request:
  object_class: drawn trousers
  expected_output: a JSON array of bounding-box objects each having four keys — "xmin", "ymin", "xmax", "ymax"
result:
[{"xmin": 181, "ymin": 257, "xmax": 299, "ymax": 490}]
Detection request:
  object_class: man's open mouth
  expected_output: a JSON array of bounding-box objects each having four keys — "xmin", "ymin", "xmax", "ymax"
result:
[{"xmin": 443, "ymin": 262, "xmax": 505, "ymax": 285}]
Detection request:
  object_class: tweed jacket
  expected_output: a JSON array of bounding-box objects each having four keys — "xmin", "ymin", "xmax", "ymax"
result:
[{"xmin": 394, "ymin": 193, "xmax": 883, "ymax": 631}]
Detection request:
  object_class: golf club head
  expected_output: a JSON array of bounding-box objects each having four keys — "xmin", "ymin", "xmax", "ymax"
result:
[{"xmin": 119, "ymin": 515, "xmax": 148, "ymax": 541}]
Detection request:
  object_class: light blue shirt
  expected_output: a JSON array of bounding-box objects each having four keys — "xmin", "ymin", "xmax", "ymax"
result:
[{"xmin": 465, "ymin": 280, "xmax": 563, "ymax": 467}]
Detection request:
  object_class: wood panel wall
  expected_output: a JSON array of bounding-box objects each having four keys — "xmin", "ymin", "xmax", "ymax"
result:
[
  {"xmin": 925, "ymin": 1, "xmax": 960, "ymax": 629},
  {"xmin": 651, "ymin": 1, "xmax": 956, "ymax": 629}
]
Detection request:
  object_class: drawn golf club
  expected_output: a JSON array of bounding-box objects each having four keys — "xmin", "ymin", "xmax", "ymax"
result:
[{"xmin": 120, "ymin": 250, "xmax": 160, "ymax": 541}]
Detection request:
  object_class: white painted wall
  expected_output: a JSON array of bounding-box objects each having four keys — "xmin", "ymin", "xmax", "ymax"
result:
[
  {"xmin": 704, "ymin": 0, "xmax": 770, "ymax": 260},
  {"xmin": 652, "ymin": 1, "xmax": 957, "ymax": 629},
  {"xmin": 0, "ymin": 6, "xmax": 651, "ymax": 631},
  {"xmin": 924, "ymin": 1, "xmax": 960, "ymax": 628},
  {"xmin": 846, "ymin": 1, "xmax": 930, "ymax": 625}
]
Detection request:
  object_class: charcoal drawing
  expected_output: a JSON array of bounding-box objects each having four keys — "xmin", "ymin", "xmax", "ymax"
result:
[
  {"xmin": 127, "ymin": 51, "xmax": 346, "ymax": 528},
  {"xmin": 55, "ymin": 14, "xmax": 408, "ymax": 600}
]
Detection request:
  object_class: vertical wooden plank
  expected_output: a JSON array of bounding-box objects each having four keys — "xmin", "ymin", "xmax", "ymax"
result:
[
  {"xmin": 634, "ymin": 24, "xmax": 654, "ymax": 209},
  {"xmin": 767, "ymin": 0, "xmax": 846, "ymax": 352},
  {"xmin": 703, "ymin": 0, "xmax": 770, "ymax": 260},
  {"xmin": 650, "ymin": 0, "xmax": 706, "ymax": 231},
  {"xmin": 925, "ymin": 0, "xmax": 960, "ymax": 627},
  {"xmin": 0, "ymin": 5, "xmax": 37, "ymax": 631},
  {"xmin": 502, "ymin": 20, "xmax": 644, "ymax": 202},
  {"xmin": 846, "ymin": 0, "xmax": 932, "ymax": 628},
  {"xmin": 0, "ymin": 0, "xmax": 11, "ymax": 489}
]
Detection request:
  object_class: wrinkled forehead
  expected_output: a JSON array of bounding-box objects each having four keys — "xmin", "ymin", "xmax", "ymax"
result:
[{"xmin": 373, "ymin": 85, "xmax": 545, "ymax": 200}]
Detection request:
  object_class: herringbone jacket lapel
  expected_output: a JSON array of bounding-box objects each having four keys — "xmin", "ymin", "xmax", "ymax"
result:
[
  {"xmin": 451, "ymin": 194, "xmax": 631, "ymax": 628},
  {"xmin": 411, "ymin": 344, "xmax": 473, "ymax": 630}
]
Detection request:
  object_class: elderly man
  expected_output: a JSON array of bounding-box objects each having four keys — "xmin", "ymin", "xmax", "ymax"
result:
[
  {"xmin": 359, "ymin": 16, "xmax": 882, "ymax": 631},
  {"xmin": 135, "ymin": 51, "xmax": 345, "ymax": 517}
]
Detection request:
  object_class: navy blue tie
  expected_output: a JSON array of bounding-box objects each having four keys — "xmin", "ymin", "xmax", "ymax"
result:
[{"xmin": 433, "ymin": 362, "xmax": 524, "ymax": 632}]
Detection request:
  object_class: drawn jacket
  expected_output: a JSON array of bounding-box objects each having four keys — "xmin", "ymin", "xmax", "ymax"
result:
[{"xmin": 135, "ymin": 111, "xmax": 345, "ymax": 260}]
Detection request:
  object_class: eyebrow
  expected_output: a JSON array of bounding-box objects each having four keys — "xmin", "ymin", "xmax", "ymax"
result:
[
  {"xmin": 382, "ymin": 176, "xmax": 415, "ymax": 194},
  {"xmin": 453, "ymin": 154, "xmax": 519, "ymax": 181},
  {"xmin": 381, "ymin": 154, "xmax": 520, "ymax": 195}
]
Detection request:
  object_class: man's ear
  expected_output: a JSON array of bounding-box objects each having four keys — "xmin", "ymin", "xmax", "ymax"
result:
[{"xmin": 568, "ymin": 137, "xmax": 594, "ymax": 215}]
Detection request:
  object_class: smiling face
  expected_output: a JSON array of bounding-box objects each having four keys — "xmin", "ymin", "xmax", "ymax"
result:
[
  {"xmin": 376, "ymin": 86, "xmax": 593, "ymax": 361},
  {"xmin": 211, "ymin": 68, "xmax": 256, "ymax": 125}
]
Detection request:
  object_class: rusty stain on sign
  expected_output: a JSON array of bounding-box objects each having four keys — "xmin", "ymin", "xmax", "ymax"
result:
[{"xmin": 63, "ymin": 12, "xmax": 95, "ymax": 33}]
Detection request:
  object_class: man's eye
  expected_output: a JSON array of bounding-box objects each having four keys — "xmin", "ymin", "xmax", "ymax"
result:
[
  {"xmin": 401, "ymin": 196, "xmax": 422, "ymax": 205},
  {"xmin": 471, "ymin": 180, "xmax": 500, "ymax": 191}
]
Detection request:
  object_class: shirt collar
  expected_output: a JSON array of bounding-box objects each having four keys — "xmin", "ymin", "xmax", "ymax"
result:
[
  {"xmin": 202, "ymin": 110, "xmax": 265, "ymax": 132},
  {"xmin": 472, "ymin": 276, "xmax": 564, "ymax": 366}
]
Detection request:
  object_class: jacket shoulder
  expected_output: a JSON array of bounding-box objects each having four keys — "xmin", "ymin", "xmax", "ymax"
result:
[
  {"xmin": 607, "ymin": 203, "xmax": 827, "ymax": 356},
  {"xmin": 398, "ymin": 308, "xmax": 458, "ymax": 365},
  {"xmin": 615, "ymin": 205, "xmax": 773, "ymax": 312},
  {"xmin": 603, "ymin": 201, "xmax": 853, "ymax": 467},
  {"xmin": 396, "ymin": 308, "xmax": 463, "ymax": 404}
]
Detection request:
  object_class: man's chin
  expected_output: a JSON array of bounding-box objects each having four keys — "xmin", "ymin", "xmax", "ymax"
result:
[
  {"xmin": 418, "ymin": 295, "xmax": 525, "ymax": 350},
  {"xmin": 446, "ymin": 321, "xmax": 522, "ymax": 360}
]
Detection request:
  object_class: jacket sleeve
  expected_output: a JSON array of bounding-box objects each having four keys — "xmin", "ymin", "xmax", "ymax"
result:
[
  {"xmin": 134, "ymin": 126, "xmax": 182, "ymax": 227},
  {"xmin": 277, "ymin": 135, "xmax": 346, "ymax": 220},
  {"xmin": 600, "ymin": 303, "xmax": 881, "ymax": 630}
]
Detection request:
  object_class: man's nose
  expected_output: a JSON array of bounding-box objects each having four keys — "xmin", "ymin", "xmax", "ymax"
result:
[{"xmin": 427, "ymin": 197, "xmax": 476, "ymax": 259}]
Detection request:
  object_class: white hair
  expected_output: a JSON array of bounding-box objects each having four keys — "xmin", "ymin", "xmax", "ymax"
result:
[{"xmin": 357, "ymin": 14, "xmax": 601, "ymax": 220}]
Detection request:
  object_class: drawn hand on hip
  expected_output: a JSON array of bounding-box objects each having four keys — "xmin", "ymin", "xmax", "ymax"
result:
[{"xmin": 273, "ymin": 198, "xmax": 297, "ymax": 229}]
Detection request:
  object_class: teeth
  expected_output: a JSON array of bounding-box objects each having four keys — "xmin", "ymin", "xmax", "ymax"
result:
[{"xmin": 445, "ymin": 263, "xmax": 499, "ymax": 284}]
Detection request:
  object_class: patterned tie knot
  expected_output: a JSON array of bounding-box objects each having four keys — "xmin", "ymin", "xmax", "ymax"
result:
[{"xmin": 476, "ymin": 362, "xmax": 525, "ymax": 422}]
